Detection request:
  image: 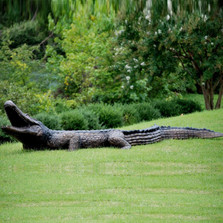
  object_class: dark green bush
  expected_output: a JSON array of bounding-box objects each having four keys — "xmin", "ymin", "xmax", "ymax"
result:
[
  {"xmin": 87, "ymin": 104, "xmax": 123, "ymax": 128},
  {"xmin": 118, "ymin": 104, "xmax": 140, "ymax": 126},
  {"xmin": 1, "ymin": 20, "xmax": 46, "ymax": 48},
  {"xmin": 175, "ymin": 99, "xmax": 202, "ymax": 114},
  {"xmin": 34, "ymin": 113, "xmax": 61, "ymax": 130},
  {"xmin": 153, "ymin": 99, "xmax": 202, "ymax": 117},
  {"xmin": 153, "ymin": 100, "xmax": 181, "ymax": 117},
  {"xmin": 134, "ymin": 103, "xmax": 161, "ymax": 121},
  {"xmin": 60, "ymin": 110, "xmax": 88, "ymax": 130},
  {"xmin": 78, "ymin": 108, "xmax": 102, "ymax": 130},
  {"xmin": 0, "ymin": 115, "xmax": 12, "ymax": 143}
]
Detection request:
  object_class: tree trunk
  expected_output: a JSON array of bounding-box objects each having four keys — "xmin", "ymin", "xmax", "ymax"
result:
[
  {"xmin": 201, "ymin": 84, "xmax": 211, "ymax": 110},
  {"xmin": 215, "ymin": 79, "xmax": 223, "ymax": 109},
  {"xmin": 208, "ymin": 80, "xmax": 214, "ymax": 110}
]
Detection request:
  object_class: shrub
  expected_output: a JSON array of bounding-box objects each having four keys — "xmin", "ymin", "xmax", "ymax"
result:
[
  {"xmin": 134, "ymin": 103, "xmax": 161, "ymax": 121},
  {"xmin": 153, "ymin": 99, "xmax": 202, "ymax": 117},
  {"xmin": 60, "ymin": 110, "xmax": 88, "ymax": 130},
  {"xmin": 0, "ymin": 115, "xmax": 13, "ymax": 143},
  {"xmin": 1, "ymin": 20, "xmax": 46, "ymax": 49},
  {"xmin": 34, "ymin": 113, "xmax": 61, "ymax": 130},
  {"xmin": 117, "ymin": 104, "xmax": 140, "ymax": 126},
  {"xmin": 77, "ymin": 108, "xmax": 102, "ymax": 130},
  {"xmin": 175, "ymin": 99, "xmax": 202, "ymax": 114},
  {"xmin": 87, "ymin": 104, "xmax": 123, "ymax": 128},
  {"xmin": 153, "ymin": 100, "xmax": 181, "ymax": 117}
]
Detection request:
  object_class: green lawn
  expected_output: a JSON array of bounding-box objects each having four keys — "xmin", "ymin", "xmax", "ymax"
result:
[{"xmin": 0, "ymin": 109, "xmax": 223, "ymax": 222}]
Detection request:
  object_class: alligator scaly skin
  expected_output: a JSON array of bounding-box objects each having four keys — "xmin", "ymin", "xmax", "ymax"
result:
[{"xmin": 2, "ymin": 101, "xmax": 223, "ymax": 150}]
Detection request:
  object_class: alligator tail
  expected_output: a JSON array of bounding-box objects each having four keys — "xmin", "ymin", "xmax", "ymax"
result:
[
  {"xmin": 122, "ymin": 125, "xmax": 162, "ymax": 146},
  {"xmin": 122, "ymin": 125, "xmax": 223, "ymax": 146},
  {"xmin": 160, "ymin": 126, "xmax": 223, "ymax": 140}
]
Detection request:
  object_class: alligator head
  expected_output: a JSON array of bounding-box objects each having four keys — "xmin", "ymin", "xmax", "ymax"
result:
[{"xmin": 1, "ymin": 100, "xmax": 51, "ymax": 149}]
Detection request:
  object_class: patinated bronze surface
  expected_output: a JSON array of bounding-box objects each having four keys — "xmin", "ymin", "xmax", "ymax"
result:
[{"xmin": 2, "ymin": 100, "xmax": 223, "ymax": 150}]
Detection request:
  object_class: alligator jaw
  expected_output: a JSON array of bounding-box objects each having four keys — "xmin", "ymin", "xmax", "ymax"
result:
[
  {"xmin": 1, "ymin": 125, "xmax": 41, "ymax": 136},
  {"xmin": 4, "ymin": 100, "xmax": 39, "ymax": 128},
  {"xmin": 2, "ymin": 100, "xmax": 43, "ymax": 140},
  {"xmin": 2, "ymin": 101, "xmax": 49, "ymax": 149}
]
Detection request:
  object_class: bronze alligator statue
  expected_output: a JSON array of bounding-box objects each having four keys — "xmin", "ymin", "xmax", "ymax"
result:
[{"xmin": 1, "ymin": 100, "xmax": 223, "ymax": 150}]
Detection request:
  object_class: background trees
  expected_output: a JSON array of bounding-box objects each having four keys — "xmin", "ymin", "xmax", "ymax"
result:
[{"xmin": 0, "ymin": 0, "xmax": 222, "ymax": 112}]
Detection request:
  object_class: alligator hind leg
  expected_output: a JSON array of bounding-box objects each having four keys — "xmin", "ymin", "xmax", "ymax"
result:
[
  {"xmin": 68, "ymin": 135, "xmax": 80, "ymax": 151},
  {"xmin": 108, "ymin": 131, "xmax": 131, "ymax": 149}
]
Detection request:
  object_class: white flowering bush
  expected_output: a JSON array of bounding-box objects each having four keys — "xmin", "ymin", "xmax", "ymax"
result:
[{"xmin": 111, "ymin": 10, "xmax": 223, "ymax": 108}]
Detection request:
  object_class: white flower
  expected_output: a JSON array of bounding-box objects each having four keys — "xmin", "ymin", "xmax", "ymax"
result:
[
  {"xmin": 115, "ymin": 30, "xmax": 124, "ymax": 36},
  {"xmin": 126, "ymin": 76, "xmax": 130, "ymax": 81},
  {"xmin": 166, "ymin": 14, "xmax": 170, "ymax": 21},
  {"xmin": 125, "ymin": 64, "xmax": 131, "ymax": 70},
  {"xmin": 130, "ymin": 85, "xmax": 134, "ymax": 89},
  {"xmin": 211, "ymin": 42, "xmax": 214, "ymax": 45},
  {"xmin": 145, "ymin": 14, "xmax": 150, "ymax": 20},
  {"xmin": 133, "ymin": 58, "xmax": 138, "ymax": 62},
  {"xmin": 179, "ymin": 27, "xmax": 183, "ymax": 32},
  {"xmin": 158, "ymin": 29, "xmax": 162, "ymax": 34},
  {"xmin": 141, "ymin": 62, "xmax": 146, "ymax": 66},
  {"xmin": 153, "ymin": 44, "xmax": 156, "ymax": 48},
  {"xmin": 155, "ymin": 31, "xmax": 157, "ymax": 35},
  {"xmin": 127, "ymin": 69, "xmax": 131, "ymax": 73},
  {"xmin": 134, "ymin": 65, "xmax": 138, "ymax": 69},
  {"xmin": 121, "ymin": 85, "xmax": 124, "ymax": 89},
  {"xmin": 204, "ymin": 36, "xmax": 208, "ymax": 40}
]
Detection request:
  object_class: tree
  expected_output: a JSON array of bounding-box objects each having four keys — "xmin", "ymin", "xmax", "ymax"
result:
[{"xmin": 153, "ymin": 12, "xmax": 223, "ymax": 109}]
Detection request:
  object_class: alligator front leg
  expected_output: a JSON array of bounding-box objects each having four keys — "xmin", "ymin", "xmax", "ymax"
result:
[
  {"xmin": 108, "ymin": 131, "xmax": 131, "ymax": 149},
  {"xmin": 68, "ymin": 135, "xmax": 81, "ymax": 151}
]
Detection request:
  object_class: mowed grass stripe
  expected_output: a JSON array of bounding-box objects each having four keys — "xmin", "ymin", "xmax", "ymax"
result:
[{"xmin": 0, "ymin": 109, "xmax": 223, "ymax": 222}]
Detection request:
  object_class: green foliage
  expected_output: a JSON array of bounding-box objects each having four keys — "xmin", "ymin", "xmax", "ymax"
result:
[
  {"xmin": 46, "ymin": 10, "xmax": 116, "ymax": 103},
  {"xmin": 0, "ymin": 81, "xmax": 56, "ymax": 115},
  {"xmin": 0, "ymin": 39, "xmax": 40, "ymax": 86},
  {"xmin": 77, "ymin": 108, "xmax": 102, "ymax": 130},
  {"xmin": 153, "ymin": 99, "xmax": 202, "ymax": 117},
  {"xmin": 1, "ymin": 20, "xmax": 46, "ymax": 48},
  {"xmin": 0, "ymin": 115, "xmax": 12, "ymax": 143},
  {"xmin": 134, "ymin": 103, "xmax": 161, "ymax": 121},
  {"xmin": 153, "ymin": 100, "xmax": 182, "ymax": 117},
  {"xmin": 175, "ymin": 99, "xmax": 202, "ymax": 114},
  {"xmin": 0, "ymin": 0, "xmax": 51, "ymax": 27},
  {"xmin": 143, "ymin": 11, "xmax": 223, "ymax": 109},
  {"xmin": 60, "ymin": 110, "xmax": 88, "ymax": 130},
  {"xmin": 34, "ymin": 113, "xmax": 61, "ymax": 130},
  {"xmin": 87, "ymin": 104, "xmax": 124, "ymax": 128},
  {"xmin": 118, "ymin": 104, "xmax": 140, "ymax": 126}
]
